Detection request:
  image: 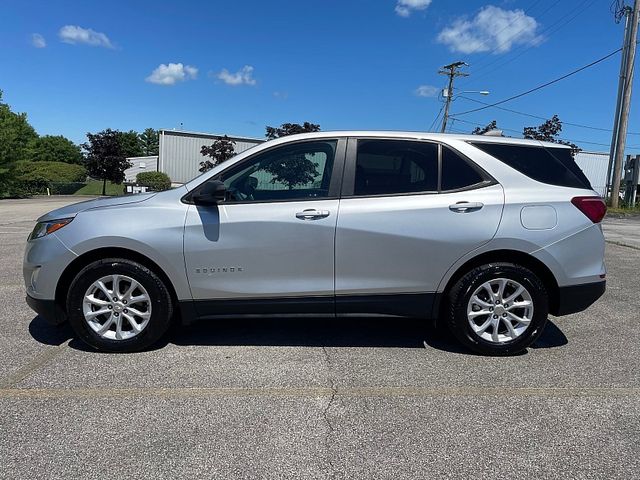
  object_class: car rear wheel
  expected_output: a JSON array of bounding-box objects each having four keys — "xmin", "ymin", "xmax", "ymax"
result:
[
  {"xmin": 67, "ymin": 258, "xmax": 173, "ymax": 352},
  {"xmin": 446, "ymin": 262, "xmax": 549, "ymax": 356}
]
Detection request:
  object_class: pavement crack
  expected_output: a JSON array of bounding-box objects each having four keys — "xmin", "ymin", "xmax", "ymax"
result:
[
  {"xmin": 0, "ymin": 340, "xmax": 70, "ymax": 389},
  {"xmin": 321, "ymin": 346, "xmax": 338, "ymax": 479}
]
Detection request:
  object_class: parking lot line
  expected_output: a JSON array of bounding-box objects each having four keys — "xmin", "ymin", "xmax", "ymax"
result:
[{"xmin": 0, "ymin": 385, "xmax": 638, "ymax": 399}]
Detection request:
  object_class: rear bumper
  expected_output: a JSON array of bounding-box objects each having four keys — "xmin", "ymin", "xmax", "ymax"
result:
[
  {"xmin": 553, "ymin": 280, "xmax": 606, "ymax": 316},
  {"xmin": 25, "ymin": 294, "xmax": 66, "ymax": 325}
]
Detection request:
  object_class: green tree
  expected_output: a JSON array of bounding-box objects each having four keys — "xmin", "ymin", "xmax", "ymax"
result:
[
  {"xmin": 0, "ymin": 90, "xmax": 38, "ymax": 166},
  {"xmin": 264, "ymin": 152, "xmax": 319, "ymax": 190},
  {"xmin": 265, "ymin": 122, "xmax": 321, "ymax": 140},
  {"xmin": 26, "ymin": 135, "xmax": 83, "ymax": 164},
  {"xmin": 139, "ymin": 128, "xmax": 159, "ymax": 156},
  {"xmin": 117, "ymin": 130, "xmax": 144, "ymax": 157},
  {"xmin": 472, "ymin": 120, "xmax": 498, "ymax": 135},
  {"xmin": 199, "ymin": 136, "xmax": 236, "ymax": 172},
  {"xmin": 82, "ymin": 129, "xmax": 132, "ymax": 196},
  {"xmin": 523, "ymin": 115, "xmax": 579, "ymax": 153},
  {"xmin": 0, "ymin": 90, "xmax": 38, "ymax": 193}
]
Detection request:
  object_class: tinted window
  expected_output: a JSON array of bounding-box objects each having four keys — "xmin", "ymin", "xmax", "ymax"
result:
[
  {"xmin": 471, "ymin": 142, "xmax": 592, "ymax": 189},
  {"xmin": 221, "ymin": 140, "xmax": 336, "ymax": 202},
  {"xmin": 441, "ymin": 147, "xmax": 485, "ymax": 190},
  {"xmin": 354, "ymin": 140, "xmax": 438, "ymax": 196}
]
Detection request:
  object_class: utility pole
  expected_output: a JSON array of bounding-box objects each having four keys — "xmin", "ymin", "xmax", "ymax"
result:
[
  {"xmin": 610, "ymin": 0, "xmax": 639, "ymax": 208},
  {"xmin": 439, "ymin": 61, "xmax": 469, "ymax": 133},
  {"xmin": 606, "ymin": 6, "xmax": 632, "ymax": 196}
]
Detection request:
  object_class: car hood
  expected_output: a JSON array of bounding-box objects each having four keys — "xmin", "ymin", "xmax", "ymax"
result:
[{"xmin": 37, "ymin": 193, "xmax": 158, "ymax": 222}]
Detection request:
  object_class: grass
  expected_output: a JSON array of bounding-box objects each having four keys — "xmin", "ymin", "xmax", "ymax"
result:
[{"xmin": 73, "ymin": 180, "xmax": 125, "ymax": 196}]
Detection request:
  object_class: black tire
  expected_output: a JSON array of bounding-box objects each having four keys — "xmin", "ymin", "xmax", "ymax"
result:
[
  {"xmin": 67, "ymin": 258, "xmax": 173, "ymax": 352},
  {"xmin": 446, "ymin": 262, "xmax": 548, "ymax": 356}
]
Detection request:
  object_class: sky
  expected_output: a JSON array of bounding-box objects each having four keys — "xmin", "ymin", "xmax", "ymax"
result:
[{"xmin": 1, "ymin": 0, "xmax": 639, "ymax": 152}]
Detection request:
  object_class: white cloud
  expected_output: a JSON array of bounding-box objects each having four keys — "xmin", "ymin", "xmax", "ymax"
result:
[
  {"xmin": 216, "ymin": 65, "xmax": 257, "ymax": 86},
  {"xmin": 273, "ymin": 91, "xmax": 289, "ymax": 100},
  {"xmin": 59, "ymin": 25, "xmax": 114, "ymax": 48},
  {"xmin": 396, "ymin": 0, "xmax": 432, "ymax": 17},
  {"xmin": 437, "ymin": 6, "xmax": 542, "ymax": 54},
  {"xmin": 414, "ymin": 85, "xmax": 439, "ymax": 97},
  {"xmin": 145, "ymin": 63, "xmax": 198, "ymax": 85},
  {"xmin": 31, "ymin": 33, "xmax": 46, "ymax": 48}
]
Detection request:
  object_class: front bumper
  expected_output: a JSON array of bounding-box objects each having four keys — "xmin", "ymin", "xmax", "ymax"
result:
[
  {"xmin": 26, "ymin": 294, "xmax": 66, "ymax": 325},
  {"xmin": 553, "ymin": 280, "xmax": 606, "ymax": 316}
]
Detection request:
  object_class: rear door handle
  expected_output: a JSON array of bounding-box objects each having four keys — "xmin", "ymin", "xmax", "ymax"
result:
[
  {"xmin": 449, "ymin": 202, "xmax": 484, "ymax": 213},
  {"xmin": 296, "ymin": 209, "xmax": 330, "ymax": 220}
]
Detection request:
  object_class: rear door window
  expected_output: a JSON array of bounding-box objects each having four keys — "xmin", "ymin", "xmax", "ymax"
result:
[
  {"xmin": 354, "ymin": 140, "xmax": 438, "ymax": 196},
  {"xmin": 470, "ymin": 142, "xmax": 592, "ymax": 189}
]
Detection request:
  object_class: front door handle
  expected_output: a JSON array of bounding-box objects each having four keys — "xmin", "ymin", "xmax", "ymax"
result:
[
  {"xmin": 296, "ymin": 209, "xmax": 330, "ymax": 220},
  {"xmin": 449, "ymin": 202, "xmax": 484, "ymax": 213}
]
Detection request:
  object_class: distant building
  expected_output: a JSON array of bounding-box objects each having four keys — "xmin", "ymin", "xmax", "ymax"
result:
[
  {"xmin": 574, "ymin": 151, "xmax": 609, "ymax": 196},
  {"xmin": 124, "ymin": 155, "xmax": 158, "ymax": 183},
  {"xmin": 158, "ymin": 129, "xmax": 263, "ymax": 184}
]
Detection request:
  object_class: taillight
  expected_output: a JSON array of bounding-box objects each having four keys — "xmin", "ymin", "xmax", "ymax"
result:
[{"xmin": 571, "ymin": 196, "xmax": 606, "ymax": 223}]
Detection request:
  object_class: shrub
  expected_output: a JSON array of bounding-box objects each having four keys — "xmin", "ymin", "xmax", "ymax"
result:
[
  {"xmin": 11, "ymin": 161, "xmax": 87, "ymax": 195},
  {"xmin": 136, "ymin": 171, "xmax": 171, "ymax": 191},
  {"xmin": 14, "ymin": 160, "xmax": 87, "ymax": 183}
]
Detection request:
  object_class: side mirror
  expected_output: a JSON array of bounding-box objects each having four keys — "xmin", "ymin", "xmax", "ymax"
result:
[{"xmin": 192, "ymin": 180, "xmax": 226, "ymax": 205}]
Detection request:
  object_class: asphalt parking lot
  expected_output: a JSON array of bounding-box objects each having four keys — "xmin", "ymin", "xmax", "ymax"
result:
[{"xmin": 0, "ymin": 196, "xmax": 639, "ymax": 479}]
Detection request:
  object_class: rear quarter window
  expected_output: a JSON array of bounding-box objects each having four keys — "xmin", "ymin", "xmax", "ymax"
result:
[{"xmin": 470, "ymin": 142, "xmax": 592, "ymax": 189}]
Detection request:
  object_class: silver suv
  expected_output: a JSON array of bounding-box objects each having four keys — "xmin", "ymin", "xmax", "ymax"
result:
[{"xmin": 24, "ymin": 132, "xmax": 607, "ymax": 355}]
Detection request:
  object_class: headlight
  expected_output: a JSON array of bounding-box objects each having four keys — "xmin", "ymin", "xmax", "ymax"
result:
[{"xmin": 29, "ymin": 218, "xmax": 74, "ymax": 240}]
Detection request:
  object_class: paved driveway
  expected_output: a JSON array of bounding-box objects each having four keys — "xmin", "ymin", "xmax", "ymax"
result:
[{"xmin": 0, "ymin": 197, "xmax": 638, "ymax": 479}]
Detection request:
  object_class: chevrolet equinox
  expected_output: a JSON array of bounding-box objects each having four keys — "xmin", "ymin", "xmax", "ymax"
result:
[{"xmin": 24, "ymin": 132, "xmax": 607, "ymax": 355}]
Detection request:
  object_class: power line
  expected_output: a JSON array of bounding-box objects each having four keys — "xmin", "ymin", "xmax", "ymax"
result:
[
  {"xmin": 428, "ymin": 104, "xmax": 445, "ymax": 132},
  {"xmin": 452, "ymin": 47, "xmax": 623, "ymax": 116},
  {"xmin": 455, "ymin": 95, "xmax": 640, "ymax": 135},
  {"xmin": 449, "ymin": 117, "xmax": 618, "ymax": 148}
]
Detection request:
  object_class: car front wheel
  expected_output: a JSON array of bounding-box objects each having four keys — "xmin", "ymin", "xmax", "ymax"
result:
[
  {"xmin": 67, "ymin": 258, "xmax": 173, "ymax": 352},
  {"xmin": 446, "ymin": 262, "xmax": 549, "ymax": 356}
]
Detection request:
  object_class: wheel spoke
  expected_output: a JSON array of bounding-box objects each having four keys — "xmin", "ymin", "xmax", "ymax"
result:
[
  {"xmin": 507, "ymin": 300, "xmax": 532, "ymax": 310},
  {"xmin": 468, "ymin": 309, "xmax": 492, "ymax": 318},
  {"xmin": 96, "ymin": 280, "xmax": 112, "ymax": 298},
  {"xmin": 503, "ymin": 285, "xmax": 525, "ymax": 304},
  {"xmin": 123, "ymin": 281, "xmax": 138, "ymax": 302},
  {"xmin": 502, "ymin": 317, "xmax": 518, "ymax": 339},
  {"xmin": 491, "ymin": 318, "xmax": 500, "ymax": 343},
  {"xmin": 85, "ymin": 294, "xmax": 109, "ymax": 307},
  {"xmin": 481, "ymin": 282, "xmax": 497, "ymax": 302},
  {"xmin": 115, "ymin": 315, "xmax": 124, "ymax": 340},
  {"xmin": 85, "ymin": 308, "xmax": 111, "ymax": 318},
  {"xmin": 123, "ymin": 313, "xmax": 142, "ymax": 332},
  {"xmin": 474, "ymin": 317, "xmax": 493, "ymax": 334},
  {"xmin": 97, "ymin": 315, "xmax": 115, "ymax": 334},
  {"xmin": 112, "ymin": 275, "xmax": 121, "ymax": 298},
  {"xmin": 128, "ymin": 294, "xmax": 148, "ymax": 306},
  {"xmin": 497, "ymin": 279, "xmax": 508, "ymax": 300},
  {"xmin": 508, "ymin": 312, "xmax": 530, "ymax": 326},
  {"xmin": 126, "ymin": 307, "xmax": 150, "ymax": 319},
  {"xmin": 471, "ymin": 295, "xmax": 493, "ymax": 308}
]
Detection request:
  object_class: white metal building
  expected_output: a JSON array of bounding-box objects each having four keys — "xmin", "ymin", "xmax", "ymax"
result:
[
  {"xmin": 124, "ymin": 155, "xmax": 159, "ymax": 183},
  {"xmin": 158, "ymin": 129, "xmax": 263, "ymax": 184},
  {"xmin": 574, "ymin": 151, "xmax": 609, "ymax": 196}
]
